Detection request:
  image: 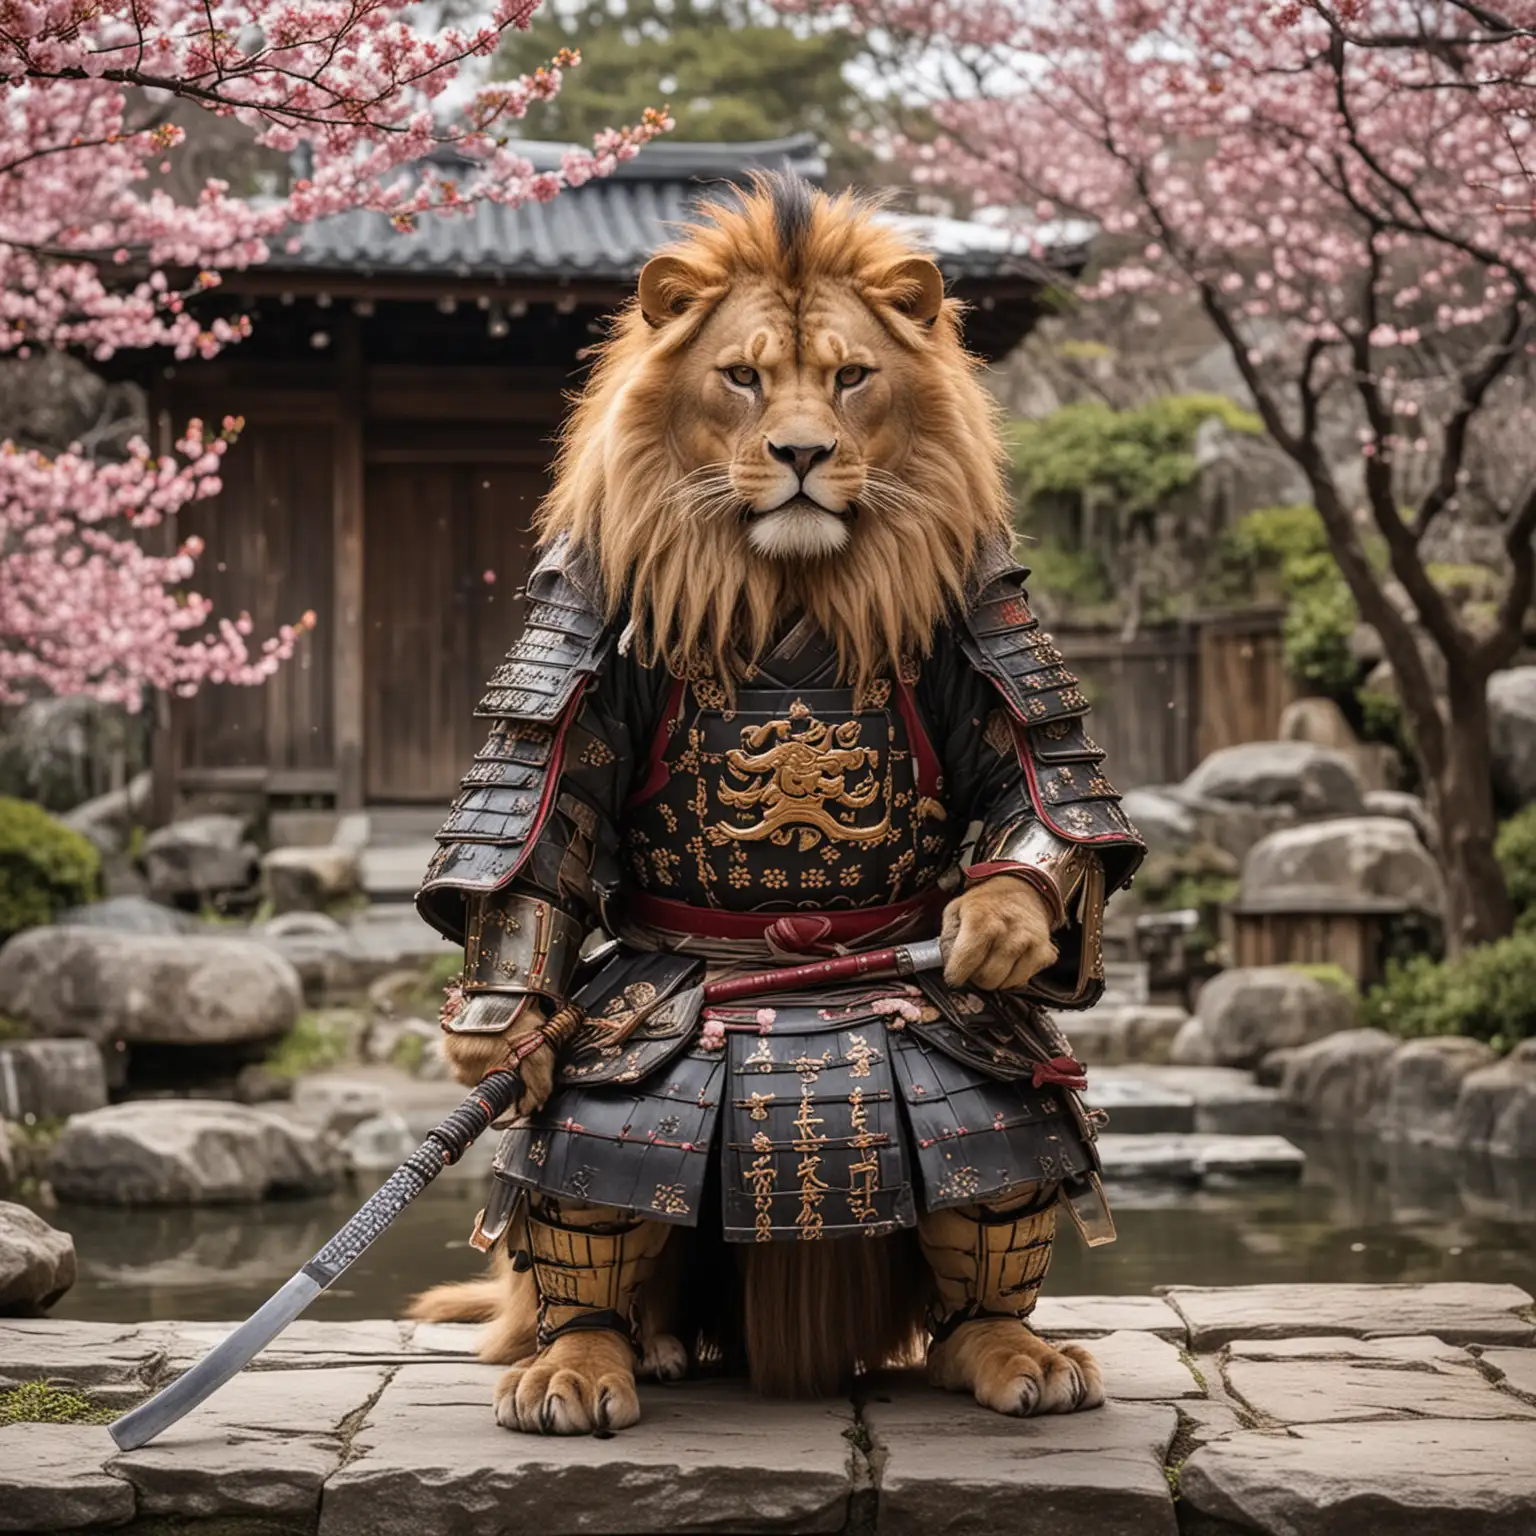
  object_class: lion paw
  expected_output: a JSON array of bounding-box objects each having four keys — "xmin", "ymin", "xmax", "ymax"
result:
[
  {"xmin": 928, "ymin": 1318, "xmax": 1104, "ymax": 1417},
  {"xmin": 638, "ymin": 1332, "xmax": 687, "ymax": 1382},
  {"xmin": 493, "ymin": 1330, "xmax": 641, "ymax": 1435}
]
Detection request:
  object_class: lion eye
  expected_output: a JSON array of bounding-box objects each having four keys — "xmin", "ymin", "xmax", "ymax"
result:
[
  {"xmin": 724, "ymin": 365, "xmax": 759, "ymax": 390},
  {"xmin": 836, "ymin": 364, "xmax": 871, "ymax": 390}
]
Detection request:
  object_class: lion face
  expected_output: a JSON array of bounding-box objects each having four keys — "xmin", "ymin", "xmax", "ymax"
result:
[
  {"xmin": 539, "ymin": 176, "xmax": 1011, "ymax": 687},
  {"xmin": 663, "ymin": 278, "xmax": 933, "ymax": 561}
]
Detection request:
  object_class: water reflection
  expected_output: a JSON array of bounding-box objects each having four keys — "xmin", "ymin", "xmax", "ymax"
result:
[{"xmin": 41, "ymin": 1132, "xmax": 1536, "ymax": 1323}]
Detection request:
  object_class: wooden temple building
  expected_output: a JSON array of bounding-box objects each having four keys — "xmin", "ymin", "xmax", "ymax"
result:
[{"xmin": 137, "ymin": 134, "xmax": 1080, "ymax": 820}]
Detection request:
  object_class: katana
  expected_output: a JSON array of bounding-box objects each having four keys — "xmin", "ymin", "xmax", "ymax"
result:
[{"xmin": 108, "ymin": 937, "xmax": 969, "ymax": 1452}]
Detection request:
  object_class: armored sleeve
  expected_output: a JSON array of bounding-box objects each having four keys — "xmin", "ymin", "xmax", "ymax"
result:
[
  {"xmin": 415, "ymin": 540, "xmax": 664, "ymax": 1017},
  {"xmin": 923, "ymin": 549, "xmax": 1145, "ymax": 1008}
]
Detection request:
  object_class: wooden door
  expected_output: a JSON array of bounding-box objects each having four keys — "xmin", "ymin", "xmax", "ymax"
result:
[{"xmin": 363, "ymin": 459, "xmax": 545, "ymax": 801}]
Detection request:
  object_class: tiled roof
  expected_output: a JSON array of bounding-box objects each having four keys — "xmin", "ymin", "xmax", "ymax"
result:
[{"xmin": 272, "ymin": 133, "xmax": 1079, "ymax": 286}]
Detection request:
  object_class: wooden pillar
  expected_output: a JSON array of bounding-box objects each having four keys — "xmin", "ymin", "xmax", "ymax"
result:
[{"xmin": 333, "ymin": 314, "xmax": 366, "ymax": 810}]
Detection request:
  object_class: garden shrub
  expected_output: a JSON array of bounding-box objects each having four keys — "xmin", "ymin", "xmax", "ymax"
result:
[
  {"xmin": 1362, "ymin": 932, "xmax": 1536, "ymax": 1050},
  {"xmin": 1009, "ymin": 393, "xmax": 1263, "ymax": 518},
  {"xmin": 1495, "ymin": 805, "xmax": 1536, "ymax": 924},
  {"xmin": 0, "ymin": 796, "xmax": 100, "ymax": 939},
  {"xmin": 1286, "ymin": 962, "xmax": 1359, "ymax": 997}
]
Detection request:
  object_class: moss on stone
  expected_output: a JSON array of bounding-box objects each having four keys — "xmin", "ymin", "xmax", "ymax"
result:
[
  {"xmin": 0, "ymin": 1380, "xmax": 115, "ymax": 1426},
  {"xmin": 264, "ymin": 1009, "xmax": 359, "ymax": 1078},
  {"xmin": 1286, "ymin": 963, "xmax": 1358, "ymax": 997}
]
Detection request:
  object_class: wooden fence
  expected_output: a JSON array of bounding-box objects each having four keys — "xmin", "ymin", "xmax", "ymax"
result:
[{"xmin": 1054, "ymin": 608, "xmax": 1293, "ymax": 789}]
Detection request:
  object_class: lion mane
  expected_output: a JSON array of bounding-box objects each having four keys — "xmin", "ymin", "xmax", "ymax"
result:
[{"xmin": 536, "ymin": 175, "xmax": 1013, "ymax": 686}]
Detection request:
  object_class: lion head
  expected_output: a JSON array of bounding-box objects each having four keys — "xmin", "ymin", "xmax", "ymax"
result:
[{"xmin": 538, "ymin": 175, "xmax": 1012, "ymax": 687}]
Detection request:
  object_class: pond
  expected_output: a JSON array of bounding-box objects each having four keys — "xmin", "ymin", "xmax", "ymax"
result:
[{"xmin": 35, "ymin": 1132, "xmax": 1536, "ymax": 1323}]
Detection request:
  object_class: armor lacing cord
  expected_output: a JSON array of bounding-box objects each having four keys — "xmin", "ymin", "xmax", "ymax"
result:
[{"xmin": 525, "ymin": 1201, "xmax": 668, "ymax": 1361}]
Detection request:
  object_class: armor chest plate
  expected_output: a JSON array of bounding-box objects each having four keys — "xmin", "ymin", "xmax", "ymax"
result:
[{"xmin": 624, "ymin": 675, "xmax": 959, "ymax": 913}]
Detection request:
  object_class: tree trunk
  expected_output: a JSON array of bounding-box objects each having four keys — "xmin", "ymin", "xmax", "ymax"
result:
[{"xmin": 1422, "ymin": 684, "xmax": 1512, "ymax": 954}]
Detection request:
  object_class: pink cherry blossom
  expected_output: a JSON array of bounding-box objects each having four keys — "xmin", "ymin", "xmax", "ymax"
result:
[{"xmin": 1, "ymin": 3, "xmax": 671, "ymax": 707}]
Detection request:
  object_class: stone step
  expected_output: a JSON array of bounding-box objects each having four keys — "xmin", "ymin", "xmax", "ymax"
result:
[
  {"xmin": 1087, "ymin": 1065, "xmax": 1288, "ymax": 1136},
  {"xmin": 1097, "ymin": 1131, "xmax": 1306, "ymax": 1183}
]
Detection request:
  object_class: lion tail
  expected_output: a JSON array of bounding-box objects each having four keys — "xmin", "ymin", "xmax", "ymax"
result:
[
  {"xmin": 406, "ymin": 1239, "xmax": 538, "ymax": 1365},
  {"xmin": 406, "ymin": 1276, "xmax": 504, "ymax": 1324}
]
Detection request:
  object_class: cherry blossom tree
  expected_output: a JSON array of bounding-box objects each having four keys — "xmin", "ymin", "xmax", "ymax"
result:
[
  {"xmin": 791, "ymin": 0, "xmax": 1536, "ymax": 949},
  {"xmin": 1, "ymin": 1, "xmax": 668, "ymax": 709}
]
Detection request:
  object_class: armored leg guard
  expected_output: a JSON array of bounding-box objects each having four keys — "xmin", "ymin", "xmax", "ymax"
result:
[
  {"xmin": 918, "ymin": 1182, "xmax": 1058, "ymax": 1336},
  {"xmin": 919, "ymin": 1183, "xmax": 1103, "ymax": 1417},
  {"xmin": 525, "ymin": 1199, "xmax": 671, "ymax": 1349},
  {"xmin": 494, "ymin": 1200, "xmax": 673, "ymax": 1435}
]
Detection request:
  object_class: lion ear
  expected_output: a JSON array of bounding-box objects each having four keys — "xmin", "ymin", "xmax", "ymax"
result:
[
  {"xmin": 871, "ymin": 257, "xmax": 946, "ymax": 325},
  {"xmin": 638, "ymin": 255, "xmax": 709, "ymax": 327}
]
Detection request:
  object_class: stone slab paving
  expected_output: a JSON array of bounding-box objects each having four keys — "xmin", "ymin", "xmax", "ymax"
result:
[
  {"xmin": 322, "ymin": 1368, "xmax": 856, "ymax": 1536},
  {"xmin": 1, "ymin": 1282, "xmax": 1533, "ymax": 1534},
  {"xmin": 862, "ymin": 1384, "xmax": 1179, "ymax": 1536},
  {"xmin": 1162, "ymin": 1281, "xmax": 1536, "ymax": 1349}
]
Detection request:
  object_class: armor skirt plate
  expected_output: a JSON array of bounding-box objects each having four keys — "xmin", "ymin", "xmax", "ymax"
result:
[{"xmin": 490, "ymin": 981, "xmax": 1100, "ymax": 1241}]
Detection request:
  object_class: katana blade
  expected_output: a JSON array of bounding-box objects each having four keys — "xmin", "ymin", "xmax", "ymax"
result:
[{"xmin": 109, "ymin": 1063, "xmax": 528, "ymax": 1452}]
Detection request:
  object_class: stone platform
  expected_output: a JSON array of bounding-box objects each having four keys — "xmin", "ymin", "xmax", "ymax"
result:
[{"xmin": 2, "ymin": 1283, "xmax": 1534, "ymax": 1534}]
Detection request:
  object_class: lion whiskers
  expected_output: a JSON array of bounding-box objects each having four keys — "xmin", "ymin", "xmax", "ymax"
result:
[{"xmin": 667, "ymin": 464, "xmax": 741, "ymax": 522}]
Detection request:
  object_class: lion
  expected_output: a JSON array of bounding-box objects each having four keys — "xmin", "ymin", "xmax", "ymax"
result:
[{"xmin": 409, "ymin": 174, "xmax": 1141, "ymax": 1435}]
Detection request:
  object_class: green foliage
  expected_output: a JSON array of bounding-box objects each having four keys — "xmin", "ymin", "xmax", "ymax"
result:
[
  {"xmin": 1495, "ymin": 806, "xmax": 1536, "ymax": 923},
  {"xmin": 0, "ymin": 1381, "xmax": 115, "ymax": 1426},
  {"xmin": 1363, "ymin": 933, "xmax": 1536, "ymax": 1050},
  {"xmin": 1215, "ymin": 505, "xmax": 1359, "ymax": 694},
  {"xmin": 389, "ymin": 1030, "xmax": 428, "ymax": 1075},
  {"xmin": 494, "ymin": 0, "xmax": 871, "ymax": 180},
  {"xmin": 1009, "ymin": 394, "xmax": 1262, "ymax": 520},
  {"xmin": 264, "ymin": 1010, "xmax": 359, "ymax": 1079},
  {"xmin": 1019, "ymin": 537, "xmax": 1112, "ymax": 607},
  {"xmin": 0, "ymin": 796, "xmax": 100, "ymax": 939},
  {"xmin": 0, "ymin": 1013, "xmax": 31, "ymax": 1041},
  {"xmin": 1286, "ymin": 963, "xmax": 1359, "ymax": 998}
]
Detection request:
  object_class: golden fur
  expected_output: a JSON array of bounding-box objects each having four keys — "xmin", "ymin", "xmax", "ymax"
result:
[{"xmin": 536, "ymin": 175, "xmax": 1011, "ymax": 690}]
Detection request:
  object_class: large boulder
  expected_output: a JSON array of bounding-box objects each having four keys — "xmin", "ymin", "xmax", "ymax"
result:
[
  {"xmin": 1374, "ymin": 1037, "xmax": 1499, "ymax": 1147},
  {"xmin": 1195, "ymin": 966, "xmax": 1357, "ymax": 1069},
  {"xmin": 1237, "ymin": 816, "xmax": 1446, "ymax": 918},
  {"xmin": 0, "ymin": 1202, "xmax": 76, "ymax": 1313},
  {"xmin": 57, "ymin": 893, "xmax": 197, "ymax": 936},
  {"xmin": 48, "ymin": 1101, "xmax": 341, "ymax": 1205},
  {"xmin": 1066, "ymin": 1005, "xmax": 1190, "ymax": 1066},
  {"xmin": 1278, "ymin": 697, "xmax": 1358, "ymax": 752},
  {"xmin": 1182, "ymin": 741, "xmax": 1366, "ymax": 818},
  {"xmin": 1119, "ymin": 787, "xmax": 1198, "ymax": 854},
  {"xmin": 140, "ymin": 813, "xmax": 259, "ymax": 907},
  {"xmin": 1279, "ymin": 1027, "xmax": 1399, "ymax": 1129},
  {"xmin": 60, "ymin": 769, "xmax": 152, "ymax": 857},
  {"xmin": 1362, "ymin": 789, "xmax": 1433, "ymax": 845},
  {"xmin": 262, "ymin": 844, "xmax": 360, "ymax": 915},
  {"xmin": 0, "ymin": 1039, "xmax": 109, "ymax": 1120},
  {"xmin": 1452, "ymin": 1039, "xmax": 1536, "ymax": 1161},
  {"xmin": 1488, "ymin": 666, "xmax": 1536, "ymax": 805},
  {"xmin": 0, "ymin": 927, "xmax": 301, "ymax": 1046}
]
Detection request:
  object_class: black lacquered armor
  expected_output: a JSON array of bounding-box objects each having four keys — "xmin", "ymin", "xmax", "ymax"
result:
[{"xmin": 418, "ymin": 536, "xmax": 1144, "ymax": 1243}]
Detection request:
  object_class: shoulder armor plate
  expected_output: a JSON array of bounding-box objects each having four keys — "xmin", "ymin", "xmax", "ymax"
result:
[{"xmin": 416, "ymin": 537, "xmax": 615, "ymax": 940}]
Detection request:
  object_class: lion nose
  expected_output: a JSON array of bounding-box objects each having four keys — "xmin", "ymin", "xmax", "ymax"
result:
[{"xmin": 767, "ymin": 438, "xmax": 837, "ymax": 481}]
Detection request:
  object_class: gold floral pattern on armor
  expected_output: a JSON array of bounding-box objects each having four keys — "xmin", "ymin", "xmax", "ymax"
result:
[
  {"xmin": 839, "ymin": 864, "xmax": 863, "ymax": 887},
  {"xmin": 744, "ymin": 1040, "xmax": 776, "ymax": 1073},
  {"xmin": 1041, "ymin": 720, "xmax": 1072, "ymax": 740},
  {"xmin": 762, "ymin": 868, "xmax": 788, "ymax": 889},
  {"xmin": 801, "ymin": 869, "xmax": 829, "ymax": 889},
  {"xmin": 713, "ymin": 705, "xmax": 890, "ymax": 851},
  {"xmin": 793, "ymin": 1081, "xmax": 829, "ymax": 1240},
  {"xmin": 847, "ymin": 1087, "xmax": 881, "ymax": 1224},
  {"xmin": 579, "ymin": 738, "xmax": 615, "ymax": 768},
  {"xmin": 820, "ymin": 843, "xmax": 841, "ymax": 863},
  {"xmin": 936, "ymin": 1165, "xmax": 982, "ymax": 1201},
  {"xmin": 856, "ymin": 677, "xmax": 892, "ymax": 709},
  {"xmin": 898, "ymin": 655, "xmax": 920, "ymax": 684},
  {"xmin": 748, "ymin": 1092, "xmax": 775, "ymax": 1121},
  {"xmin": 528, "ymin": 1136, "xmax": 548, "ymax": 1167},
  {"xmin": 748, "ymin": 1130, "xmax": 776, "ymax": 1242},
  {"xmin": 692, "ymin": 678, "xmax": 728, "ymax": 711},
  {"xmin": 846, "ymin": 1033, "xmax": 880, "ymax": 1079},
  {"xmin": 1063, "ymin": 806, "xmax": 1097, "ymax": 833},
  {"xmin": 650, "ymin": 847, "xmax": 681, "ymax": 886},
  {"xmin": 652, "ymin": 1183, "xmax": 690, "ymax": 1217},
  {"xmin": 1087, "ymin": 774, "xmax": 1116, "ymax": 797},
  {"xmin": 658, "ymin": 805, "xmax": 678, "ymax": 833}
]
